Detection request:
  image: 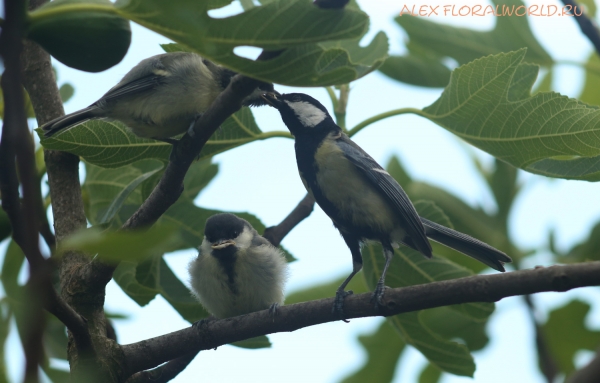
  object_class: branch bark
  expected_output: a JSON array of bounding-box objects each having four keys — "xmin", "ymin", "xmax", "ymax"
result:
[
  {"xmin": 263, "ymin": 194, "xmax": 315, "ymax": 247},
  {"xmin": 121, "ymin": 262, "xmax": 600, "ymax": 378}
]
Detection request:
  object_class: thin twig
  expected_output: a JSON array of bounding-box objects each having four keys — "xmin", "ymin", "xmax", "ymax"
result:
[
  {"xmin": 125, "ymin": 352, "xmax": 199, "ymax": 383},
  {"xmin": 561, "ymin": 0, "xmax": 600, "ymax": 56},
  {"xmin": 263, "ymin": 194, "xmax": 315, "ymax": 247},
  {"xmin": 522, "ymin": 294, "xmax": 559, "ymax": 383},
  {"xmin": 121, "ymin": 262, "xmax": 600, "ymax": 378}
]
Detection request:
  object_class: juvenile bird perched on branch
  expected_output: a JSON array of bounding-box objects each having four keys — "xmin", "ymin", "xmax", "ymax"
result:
[
  {"xmin": 41, "ymin": 52, "xmax": 275, "ymax": 142},
  {"xmin": 189, "ymin": 213, "xmax": 288, "ymax": 319},
  {"xmin": 262, "ymin": 92, "xmax": 512, "ymax": 318}
]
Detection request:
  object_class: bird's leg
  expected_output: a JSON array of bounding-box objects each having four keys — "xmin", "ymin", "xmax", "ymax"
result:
[
  {"xmin": 152, "ymin": 137, "xmax": 181, "ymax": 161},
  {"xmin": 334, "ymin": 235, "xmax": 363, "ymax": 321},
  {"xmin": 372, "ymin": 242, "xmax": 394, "ymax": 307}
]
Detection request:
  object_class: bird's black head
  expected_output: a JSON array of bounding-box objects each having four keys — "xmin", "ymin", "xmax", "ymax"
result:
[
  {"xmin": 262, "ymin": 93, "xmax": 336, "ymax": 136},
  {"xmin": 204, "ymin": 213, "xmax": 249, "ymax": 251}
]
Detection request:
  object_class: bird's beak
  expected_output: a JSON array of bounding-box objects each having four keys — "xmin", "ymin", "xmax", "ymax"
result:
[
  {"xmin": 261, "ymin": 92, "xmax": 283, "ymax": 109},
  {"xmin": 211, "ymin": 239, "xmax": 235, "ymax": 250}
]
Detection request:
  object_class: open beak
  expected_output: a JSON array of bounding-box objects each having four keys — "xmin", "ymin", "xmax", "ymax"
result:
[
  {"xmin": 211, "ymin": 239, "xmax": 235, "ymax": 250},
  {"xmin": 261, "ymin": 92, "xmax": 283, "ymax": 109}
]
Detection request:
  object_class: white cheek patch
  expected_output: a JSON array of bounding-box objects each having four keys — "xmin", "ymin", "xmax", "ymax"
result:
[
  {"xmin": 285, "ymin": 100, "xmax": 327, "ymax": 128},
  {"xmin": 235, "ymin": 227, "xmax": 254, "ymax": 250}
]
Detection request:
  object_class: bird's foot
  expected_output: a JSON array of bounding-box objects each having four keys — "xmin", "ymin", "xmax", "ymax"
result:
[
  {"xmin": 370, "ymin": 282, "xmax": 388, "ymax": 308},
  {"xmin": 332, "ymin": 290, "xmax": 353, "ymax": 322},
  {"xmin": 192, "ymin": 316, "xmax": 215, "ymax": 330},
  {"xmin": 268, "ymin": 303, "xmax": 279, "ymax": 321}
]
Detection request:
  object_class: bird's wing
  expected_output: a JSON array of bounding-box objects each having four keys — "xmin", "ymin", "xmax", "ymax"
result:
[
  {"xmin": 337, "ymin": 135, "xmax": 432, "ymax": 256},
  {"xmin": 99, "ymin": 74, "xmax": 165, "ymax": 102}
]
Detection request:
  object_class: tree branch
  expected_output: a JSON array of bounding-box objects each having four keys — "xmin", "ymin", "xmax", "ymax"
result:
[
  {"xmin": 125, "ymin": 352, "xmax": 199, "ymax": 383},
  {"xmin": 561, "ymin": 0, "xmax": 600, "ymax": 56},
  {"xmin": 20, "ymin": 0, "xmax": 99, "ymax": 371},
  {"xmin": 263, "ymin": 194, "xmax": 315, "ymax": 247},
  {"xmin": 121, "ymin": 262, "xmax": 600, "ymax": 378}
]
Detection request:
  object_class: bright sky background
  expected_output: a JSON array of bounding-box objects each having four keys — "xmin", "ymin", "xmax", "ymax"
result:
[{"xmin": 4, "ymin": 0, "xmax": 600, "ymax": 382}]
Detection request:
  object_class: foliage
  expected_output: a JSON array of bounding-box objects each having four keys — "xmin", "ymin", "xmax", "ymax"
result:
[{"xmin": 2, "ymin": 0, "xmax": 600, "ymax": 381}]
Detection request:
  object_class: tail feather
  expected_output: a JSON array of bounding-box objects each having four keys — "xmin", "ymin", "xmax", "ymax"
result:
[
  {"xmin": 42, "ymin": 107, "xmax": 99, "ymax": 137},
  {"xmin": 420, "ymin": 217, "xmax": 512, "ymax": 272}
]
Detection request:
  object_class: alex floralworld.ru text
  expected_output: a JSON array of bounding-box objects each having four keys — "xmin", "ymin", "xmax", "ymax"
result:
[{"xmin": 400, "ymin": 4, "xmax": 584, "ymax": 17}]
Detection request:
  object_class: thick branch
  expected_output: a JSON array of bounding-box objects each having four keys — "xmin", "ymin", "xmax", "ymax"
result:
[
  {"xmin": 561, "ymin": 0, "xmax": 600, "ymax": 56},
  {"xmin": 263, "ymin": 194, "xmax": 315, "ymax": 247},
  {"xmin": 121, "ymin": 262, "xmax": 600, "ymax": 377},
  {"xmin": 20, "ymin": 0, "xmax": 98, "ymax": 370}
]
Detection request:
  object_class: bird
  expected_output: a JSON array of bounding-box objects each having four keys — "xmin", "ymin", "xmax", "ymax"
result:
[
  {"xmin": 41, "ymin": 52, "xmax": 275, "ymax": 142},
  {"xmin": 188, "ymin": 213, "xmax": 288, "ymax": 319},
  {"xmin": 262, "ymin": 92, "xmax": 512, "ymax": 318}
]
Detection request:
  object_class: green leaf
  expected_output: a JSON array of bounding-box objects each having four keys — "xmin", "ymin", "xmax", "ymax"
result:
[
  {"xmin": 26, "ymin": 0, "xmax": 131, "ymax": 72},
  {"xmin": 421, "ymin": 49, "xmax": 600, "ymax": 181},
  {"xmin": 44, "ymin": 315, "xmax": 68, "ymax": 360},
  {"xmin": 0, "ymin": 208, "xmax": 11, "ymax": 243},
  {"xmin": 59, "ymin": 225, "xmax": 180, "ymax": 263},
  {"xmin": 360, "ymin": 199, "xmax": 494, "ymax": 376},
  {"xmin": 117, "ymin": 0, "xmax": 382, "ymax": 85},
  {"xmin": 542, "ymin": 300, "xmax": 600, "ymax": 374},
  {"xmin": 414, "ymin": 200, "xmax": 452, "ymax": 228},
  {"xmin": 420, "ymin": 307, "xmax": 490, "ymax": 351},
  {"xmin": 97, "ymin": 161, "xmax": 164, "ymax": 224},
  {"xmin": 340, "ymin": 320, "xmax": 405, "ymax": 383},
  {"xmin": 37, "ymin": 121, "xmax": 172, "ymax": 169},
  {"xmin": 42, "ymin": 366, "xmax": 70, "ymax": 383},
  {"xmin": 182, "ymin": 160, "xmax": 219, "ymax": 201},
  {"xmin": 38, "ymin": 108, "xmax": 290, "ymax": 169},
  {"xmin": 113, "ymin": 261, "xmax": 160, "ymax": 306},
  {"xmin": 379, "ymin": 53, "xmax": 451, "ymax": 88},
  {"xmin": 0, "ymin": 240, "xmax": 25, "ymax": 299},
  {"xmin": 580, "ymin": 52, "xmax": 600, "ymax": 106},
  {"xmin": 389, "ymin": 311, "xmax": 474, "ymax": 376},
  {"xmin": 579, "ymin": 0, "xmax": 597, "ymax": 18},
  {"xmin": 383, "ymin": 0, "xmax": 552, "ymax": 87},
  {"xmin": 418, "ymin": 363, "xmax": 442, "ymax": 383},
  {"xmin": 0, "ymin": 301, "xmax": 11, "ymax": 383}
]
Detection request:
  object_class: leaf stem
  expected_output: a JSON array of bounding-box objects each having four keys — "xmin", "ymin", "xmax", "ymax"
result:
[
  {"xmin": 325, "ymin": 86, "xmax": 338, "ymax": 111},
  {"xmin": 348, "ymin": 107, "xmax": 424, "ymax": 137}
]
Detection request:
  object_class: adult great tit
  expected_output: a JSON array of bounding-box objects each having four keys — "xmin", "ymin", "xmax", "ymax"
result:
[
  {"xmin": 42, "ymin": 52, "xmax": 274, "ymax": 141},
  {"xmin": 189, "ymin": 213, "xmax": 288, "ymax": 319},
  {"xmin": 263, "ymin": 92, "xmax": 511, "ymax": 317}
]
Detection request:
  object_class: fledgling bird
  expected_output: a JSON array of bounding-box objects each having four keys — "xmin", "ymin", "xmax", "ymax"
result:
[
  {"xmin": 41, "ymin": 52, "xmax": 274, "ymax": 141},
  {"xmin": 189, "ymin": 213, "xmax": 288, "ymax": 319},
  {"xmin": 262, "ymin": 92, "xmax": 512, "ymax": 317}
]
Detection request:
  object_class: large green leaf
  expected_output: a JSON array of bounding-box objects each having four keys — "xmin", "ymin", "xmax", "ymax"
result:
[
  {"xmin": 28, "ymin": 0, "xmax": 387, "ymax": 86},
  {"xmin": 420, "ymin": 49, "xmax": 600, "ymax": 181},
  {"xmin": 0, "ymin": 301, "xmax": 10, "ymax": 383},
  {"xmin": 390, "ymin": 312, "xmax": 474, "ymax": 376},
  {"xmin": 381, "ymin": 0, "xmax": 551, "ymax": 88},
  {"xmin": 38, "ymin": 107, "xmax": 290, "ymax": 169},
  {"xmin": 361, "ymin": 198, "xmax": 494, "ymax": 376},
  {"xmin": 542, "ymin": 300, "xmax": 600, "ymax": 375},
  {"xmin": 340, "ymin": 320, "xmax": 405, "ymax": 383}
]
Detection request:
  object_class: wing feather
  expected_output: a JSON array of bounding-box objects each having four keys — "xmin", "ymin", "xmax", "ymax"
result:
[{"xmin": 337, "ymin": 135, "xmax": 432, "ymax": 256}]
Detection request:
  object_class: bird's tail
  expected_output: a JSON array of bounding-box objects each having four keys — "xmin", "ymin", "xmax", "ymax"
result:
[
  {"xmin": 421, "ymin": 217, "xmax": 512, "ymax": 272},
  {"xmin": 41, "ymin": 107, "xmax": 98, "ymax": 137}
]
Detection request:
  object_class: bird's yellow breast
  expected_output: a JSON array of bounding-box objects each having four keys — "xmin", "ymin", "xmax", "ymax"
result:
[{"xmin": 312, "ymin": 138, "xmax": 398, "ymax": 233}]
